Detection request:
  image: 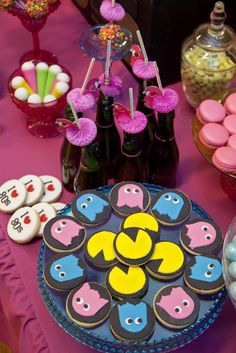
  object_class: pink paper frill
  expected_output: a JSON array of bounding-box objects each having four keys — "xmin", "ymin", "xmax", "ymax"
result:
[
  {"xmin": 66, "ymin": 118, "xmax": 97, "ymax": 147},
  {"xmin": 100, "ymin": 0, "xmax": 125, "ymax": 22}
]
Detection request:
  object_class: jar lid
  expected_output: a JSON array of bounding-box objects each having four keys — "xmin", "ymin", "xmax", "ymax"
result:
[{"xmin": 194, "ymin": 1, "xmax": 235, "ymax": 51}]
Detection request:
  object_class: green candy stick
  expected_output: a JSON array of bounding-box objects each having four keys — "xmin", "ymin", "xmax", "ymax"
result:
[
  {"xmin": 43, "ymin": 64, "xmax": 62, "ymax": 97},
  {"xmin": 36, "ymin": 62, "xmax": 49, "ymax": 98}
]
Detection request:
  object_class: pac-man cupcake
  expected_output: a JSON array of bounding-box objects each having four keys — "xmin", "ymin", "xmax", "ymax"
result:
[
  {"xmin": 145, "ymin": 241, "xmax": 186, "ymax": 280},
  {"xmin": 151, "ymin": 189, "xmax": 192, "ymax": 226},
  {"xmin": 66, "ymin": 282, "xmax": 112, "ymax": 328},
  {"xmin": 109, "ymin": 298, "xmax": 155, "ymax": 342},
  {"xmin": 84, "ymin": 230, "xmax": 117, "ymax": 269},
  {"xmin": 43, "ymin": 215, "xmax": 86, "ymax": 253},
  {"xmin": 121, "ymin": 212, "xmax": 160, "ymax": 243},
  {"xmin": 114, "ymin": 228, "xmax": 155, "ymax": 266},
  {"xmin": 71, "ymin": 190, "xmax": 112, "ymax": 226},
  {"xmin": 180, "ymin": 218, "xmax": 223, "ymax": 255},
  {"xmin": 184, "ymin": 255, "xmax": 225, "ymax": 294},
  {"xmin": 106, "ymin": 263, "xmax": 149, "ymax": 299},
  {"xmin": 44, "ymin": 253, "xmax": 87, "ymax": 291},
  {"xmin": 153, "ymin": 285, "xmax": 200, "ymax": 329},
  {"xmin": 109, "ymin": 181, "xmax": 150, "ymax": 216}
]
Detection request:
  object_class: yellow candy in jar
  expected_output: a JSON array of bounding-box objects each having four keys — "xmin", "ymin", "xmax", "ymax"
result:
[{"xmin": 181, "ymin": 1, "xmax": 236, "ymax": 108}]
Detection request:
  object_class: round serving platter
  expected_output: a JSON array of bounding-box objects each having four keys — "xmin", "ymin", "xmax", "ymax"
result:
[{"xmin": 38, "ymin": 184, "xmax": 226, "ymax": 353}]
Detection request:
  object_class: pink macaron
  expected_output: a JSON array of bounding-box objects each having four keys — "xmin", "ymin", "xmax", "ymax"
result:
[
  {"xmin": 197, "ymin": 99, "xmax": 226, "ymax": 124},
  {"xmin": 228, "ymin": 134, "xmax": 236, "ymax": 150},
  {"xmin": 212, "ymin": 146, "xmax": 236, "ymax": 172},
  {"xmin": 224, "ymin": 93, "xmax": 236, "ymax": 114},
  {"xmin": 199, "ymin": 123, "xmax": 229, "ymax": 149},
  {"xmin": 223, "ymin": 114, "xmax": 236, "ymax": 135}
]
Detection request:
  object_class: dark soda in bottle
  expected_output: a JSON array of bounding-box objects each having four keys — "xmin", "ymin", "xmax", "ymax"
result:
[
  {"xmin": 147, "ymin": 110, "xmax": 179, "ymax": 187},
  {"xmin": 115, "ymin": 132, "xmax": 148, "ymax": 182},
  {"xmin": 96, "ymin": 92, "xmax": 121, "ymax": 180},
  {"xmin": 74, "ymin": 139, "xmax": 108, "ymax": 193}
]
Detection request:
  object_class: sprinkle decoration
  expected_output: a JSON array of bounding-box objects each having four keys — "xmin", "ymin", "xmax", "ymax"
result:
[
  {"xmin": 0, "ymin": 0, "xmax": 14, "ymax": 9},
  {"xmin": 98, "ymin": 24, "xmax": 126, "ymax": 47},
  {"xmin": 25, "ymin": 0, "xmax": 49, "ymax": 18}
]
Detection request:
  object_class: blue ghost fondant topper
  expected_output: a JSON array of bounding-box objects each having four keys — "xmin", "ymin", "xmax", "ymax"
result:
[
  {"xmin": 50, "ymin": 254, "xmax": 84, "ymax": 282},
  {"xmin": 189, "ymin": 255, "xmax": 222, "ymax": 283},
  {"xmin": 75, "ymin": 193, "xmax": 109, "ymax": 222},
  {"xmin": 152, "ymin": 192, "xmax": 184, "ymax": 221},
  {"xmin": 117, "ymin": 301, "xmax": 147, "ymax": 333}
]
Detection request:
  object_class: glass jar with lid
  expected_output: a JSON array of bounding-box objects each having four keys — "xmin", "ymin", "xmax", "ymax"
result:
[{"xmin": 181, "ymin": 1, "xmax": 236, "ymax": 108}]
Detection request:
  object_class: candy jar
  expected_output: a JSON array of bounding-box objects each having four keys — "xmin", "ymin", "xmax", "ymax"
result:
[{"xmin": 181, "ymin": 1, "xmax": 236, "ymax": 108}]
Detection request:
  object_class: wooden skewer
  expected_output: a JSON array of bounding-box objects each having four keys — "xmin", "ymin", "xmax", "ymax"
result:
[{"xmin": 111, "ymin": 0, "xmax": 115, "ymax": 8}]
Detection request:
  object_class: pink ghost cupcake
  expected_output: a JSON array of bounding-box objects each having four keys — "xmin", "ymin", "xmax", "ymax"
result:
[
  {"xmin": 212, "ymin": 146, "xmax": 236, "ymax": 173},
  {"xmin": 199, "ymin": 123, "xmax": 229, "ymax": 149},
  {"xmin": 224, "ymin": 93, "xmax": 236, "ymax": 114},
  {"xmin": 223, "ymin": 114, "xmax": 236, "ymax": 135},
  {"xmin": 228, "ymin": 134, "xmax": 236, "ymax": 150},
  {"xmin": 197, "ymin": 99, "xmax": 226, "ymax": 125}
]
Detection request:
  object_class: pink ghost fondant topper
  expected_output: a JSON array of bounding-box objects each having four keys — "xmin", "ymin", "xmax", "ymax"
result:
[
  {"xmin": 72, "ymin": 283, "xmax": 109, "ymax": 316},
  {"xmin": 117, "ymin": 184, "xmax": 144, "ymax": 209},
  {"xmin": 185, "ymin": 221, "xmax": 217, "ymax": 250},
  {"xmin": 51, "ymin": 218, "xmax": 84, "ymax": 246},
  {"xmin": 156, "ymin": 287, "xmax": 195, "ymax": 320}
]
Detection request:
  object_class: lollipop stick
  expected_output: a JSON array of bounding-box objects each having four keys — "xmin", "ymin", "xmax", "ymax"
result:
[
  {"xmin": 68, "ymin": 100, "xmax": 80, "ymax": 129},
  {"xmin": 153, "ymin": 61, "xmax": 164, "ymax": 96},
  {"xmin": 136, "ymin": 30, "xmax": 148, "ymax": 66},
  {"xmin": 112, "ymin": 0, "xmax": 115, "ymax": 7},
  {"xmin": 129, "ymin": 87, "xmax": 135, "ymax": 120},
  {"xmin": 105, "ymin": 40, "xmax": 112, "ymax": 85},
  {"xmin": 80, "ymin": 57, "xmax": 96, "ymax": 95}
]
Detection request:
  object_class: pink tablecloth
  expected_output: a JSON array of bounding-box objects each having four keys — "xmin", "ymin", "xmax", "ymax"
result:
[{"xmin": 0, "ymin": 2, "xmax": 236, "ymax": 353}]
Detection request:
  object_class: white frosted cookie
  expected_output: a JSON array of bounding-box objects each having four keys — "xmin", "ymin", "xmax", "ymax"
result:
[
  {"xmin": 7, "ymin": 206, "xmax": 40, "ymax": 243},
  {"xmin": 0, "ymin": 179, "xmax": 27, "ymax": 213},
  {"xmin": 32, "ymin": 202, "xmax": 57, "ymax": 236},
  {"xmin": 51, "ymin": 202, "xmax": 66, "ymax": 213},
  {"xmin": 19, "ymin": 175, "xmax": 44, "ymax": 206},
  {"xmin": 39, "ymin": 176, "xmax": 62, "ymax": 203}
]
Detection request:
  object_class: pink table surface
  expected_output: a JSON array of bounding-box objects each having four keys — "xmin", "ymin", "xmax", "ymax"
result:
[{"xmin": 0, "ymin": 1, "xmax": 236, "ymax": 353}]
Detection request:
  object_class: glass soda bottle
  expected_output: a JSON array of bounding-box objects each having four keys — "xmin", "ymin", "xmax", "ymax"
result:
[
  {"xmin": 147, "ymin": 110, "xmax": 179, "ymax": 188},
  {"xmin": 136, "ymin": 79, "xmax": 157, "ymax": 152},
  {"xmin": 115, "ymin": 132, "xmax": 148, "ymax": 182},
  {"xmin": 96, "ymin": 92, "xmax": 121, "ymax": 180},
  {"xmin": 60, "ymin": 108, "xmax": 82, "ymax": 193},
  {"xmin": 74, "ymin": 139, "xmax": 108, "ymax": 193}
]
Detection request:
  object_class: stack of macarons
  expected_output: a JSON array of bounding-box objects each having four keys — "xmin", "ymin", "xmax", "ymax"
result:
[
  {"xmin": 11, "ymin": 61, "xmax": 71, "ymax": 104},
  {"xmin": 197, "ymin": 96, "xmax": 236, "ymax": 173}
]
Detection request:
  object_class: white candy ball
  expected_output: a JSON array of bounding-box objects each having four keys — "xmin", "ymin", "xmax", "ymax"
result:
[
  {"xmin": 225, "ymin": 243, "xmax": 236, "ymax": 261},
  {"xmin": 14, "ymin": 87, "xmax": 29, "ymax": 101},
  {"xmin": 229, "ymin": 281, "xmax": 236, "ymax": 301}
]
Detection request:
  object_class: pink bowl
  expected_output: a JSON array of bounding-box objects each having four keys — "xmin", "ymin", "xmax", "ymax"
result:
[
  {"xmin": 199, "ymin": 123, "xmax": 229, "ymax": 149},
  {"xmin": 8, "ymin": 62, "xmax": 72, "ymax": 138}
]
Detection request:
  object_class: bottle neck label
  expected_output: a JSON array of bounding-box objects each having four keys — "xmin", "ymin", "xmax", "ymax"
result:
[
  {"xmin": 96, "ymin": 121, "xmax": 115, "ymax": 129},
  {"xmin": 121, "ymin": 149, "xmax": 142, "ymax": 158},
  {"xmin": 155, "ymin": 134, "xmax": 175, "ymax": 142}
]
